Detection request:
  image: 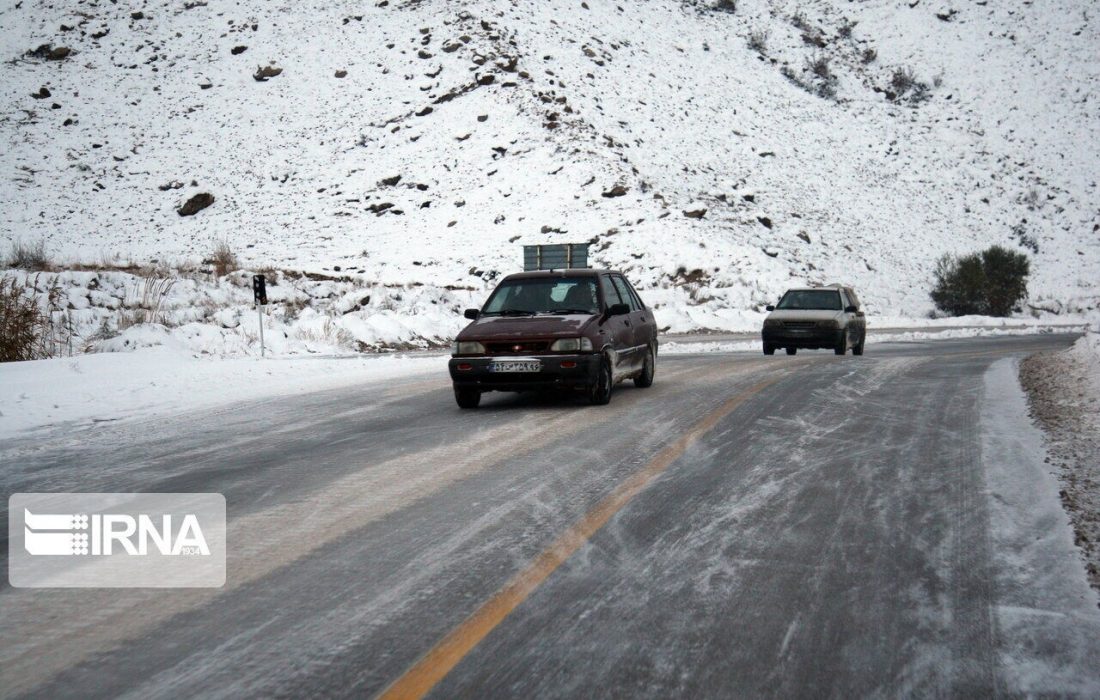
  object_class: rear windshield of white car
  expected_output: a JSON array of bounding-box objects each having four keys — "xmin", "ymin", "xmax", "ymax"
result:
[
  {"xmin": 482, "ymin": 278, "xmax": 600, "ymax": 315},
  {"xmin": 776, "ymin": 290, "xmax": 842, "ymax": 311}
]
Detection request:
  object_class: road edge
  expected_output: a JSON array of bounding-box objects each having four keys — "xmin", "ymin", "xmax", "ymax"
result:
[{"xmin": 979, "ymin": 358, "xmax": 1100, "ymax": 695}]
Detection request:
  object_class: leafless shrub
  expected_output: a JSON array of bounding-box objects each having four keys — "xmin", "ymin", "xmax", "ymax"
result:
[
  {"xmin": 125, "ymin": 275, "xmax": 176, "ymax": 325},
  {"xmin": 211, "ymin": 240, "xmax": 238, "ymax": 277},
  {"xmin": 0, "ymin": 275, "xmax": 71, "ymax": 361},
  {"xmin": 747, "ymin": 29, "xmax": 768, "ymax": 55},
  {"xmin": 6, "ymin": 238, "xmax": 51, "ymax": 270},
  {"xmin": 861, "ymin": 47, "xmax": 877, "ymax": 64},
  {"xmin": 808, "ymin": 53, "xmax": 832, "ymax": 79},
  {"xmin": 790, "ymin": 12, "xmax": 809, "ymax": 31},
  {"xmin": 838, "ymin": 20, "xmax": 856, "ymax": 38},
  {"xmin": 712, "ymin": 0, "xmax": 736, "ymax": 12}
]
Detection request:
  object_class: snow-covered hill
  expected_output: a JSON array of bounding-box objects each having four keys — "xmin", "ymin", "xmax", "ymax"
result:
[{"xmin": 3, "ymin": 0, "xmax": 1098, "ymax": 339}]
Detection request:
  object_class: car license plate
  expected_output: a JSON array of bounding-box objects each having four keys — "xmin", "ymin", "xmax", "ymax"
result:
[{"xmin": 489, "ymin": 360, "xmax": 541, "ymax": 373}]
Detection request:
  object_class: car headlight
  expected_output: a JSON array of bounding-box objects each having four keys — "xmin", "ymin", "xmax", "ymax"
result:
[
  {"xmin": 550, "ymin": 337, "xmax": 593, "ymax": 352},
  {"xmin": 763, "ymin": 318, "xmax": 781, "ymax": 328},
  {"xmin": 452, "ymin": 341, "xmax": 486, "ymax": 355},
  {"xmin": 817, "ymin": 319, "xmax": 839, "ymax": 329}
]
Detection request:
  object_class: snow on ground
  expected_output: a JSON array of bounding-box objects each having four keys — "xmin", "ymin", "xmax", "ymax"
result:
[
  {"xmin": 0, "ymin": 349, "xmax": 445, "ymax": 439},
  {"xmin": 981, "ymin": 358, "xmax": 1100, "ymax": 693},
  {"xmin": 1019, "ymin": 327, "xmax": 1100, "ymax": 599},
  {"xmin": 2, "ymin": 0, "xmax": 1098, "ymax": 351},
  {"xmin": 660, "ymin": 323, "xmax": 1085, "ymax": 354}
]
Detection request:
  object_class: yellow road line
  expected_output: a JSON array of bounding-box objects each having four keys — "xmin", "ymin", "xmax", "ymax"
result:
[{"xmin": 376, "ymin": 374, "xmax": 785, "ymax": 700}]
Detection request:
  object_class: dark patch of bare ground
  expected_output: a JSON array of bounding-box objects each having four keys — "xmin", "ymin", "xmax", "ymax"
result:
[{"xmin": 1020, "ymin": 351, "xmax": 1100, "ymax": 602}]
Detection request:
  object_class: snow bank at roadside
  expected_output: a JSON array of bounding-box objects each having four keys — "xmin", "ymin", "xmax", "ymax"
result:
[
  {"xmin": 659, "ymin": 325, "xmax": 1082, "ymax": 355},
  {"xmin": 0, "ymin": 349, "xmax": 446, "ymax": 438},
  {"xmin": 1066, "ymin": 329, "xmax": 1100, "ymax": 392}
]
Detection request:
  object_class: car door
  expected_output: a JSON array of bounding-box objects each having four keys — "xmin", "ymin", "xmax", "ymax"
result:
[
  {"xmin": 845, "ymin": 287, "xmax": 866, "ymax": 343},
  {"xmin": 599, "ymin": 274, "xmax": 635, "ymax": 377},
  {"xmin": 620, "ymin": 275, "xmax": 656, "ymax": 351},
  {"xmin": 611, "ymin": 274, "xmax": 646, "ymax": 368}
]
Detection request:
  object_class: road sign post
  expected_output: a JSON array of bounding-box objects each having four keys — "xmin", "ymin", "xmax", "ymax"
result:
[{"xmin": 253, "ymin": 274, "xmax": 268, "ymax": 357}]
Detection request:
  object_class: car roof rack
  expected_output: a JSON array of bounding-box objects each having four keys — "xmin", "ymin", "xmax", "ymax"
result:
[{"xmin": 523, "ymin": 243, "xmax": 590, "ymax": 271}]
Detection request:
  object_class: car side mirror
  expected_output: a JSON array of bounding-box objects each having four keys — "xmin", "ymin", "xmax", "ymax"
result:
[
  {"xmin": 765, "ymin": 305, "xmax": 775, "ymax": 312},
  {"xmin": 464, "ymin": 308, "xmax": 480, "ymax": 320},
  {"xmin": 606, "ymin": 303, "xmax": 630, "ymax": 317},
  {"xmin": 844, "ymin": 305, "xmax": 858, "ymax": 314}
]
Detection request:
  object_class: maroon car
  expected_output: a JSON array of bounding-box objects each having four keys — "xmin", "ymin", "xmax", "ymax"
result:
[{"xmin": 449, "ymin": 269, "xmax": 658, "ymax": 407}]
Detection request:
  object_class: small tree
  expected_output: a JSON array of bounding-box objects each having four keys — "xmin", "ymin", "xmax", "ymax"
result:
[{"xmin": 931, "ymin": 245, "xmax": 1029, "ymax": 317}]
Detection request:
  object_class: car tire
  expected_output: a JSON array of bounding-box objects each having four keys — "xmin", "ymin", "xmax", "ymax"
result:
[
  {"xmin": 763, "ymin": 343, "xmax": 776, "ymax": 356},
  {"xmin": 785, "ymin": 347, "xmax": 797, "ymax": 356},
  {"xmin": 853, "ymin": 336, "xmax": 865, "ymax": 356},
  {"xmin": 588, "ymin": 355, "xmax": 613, "ymax": 405},
  {"xmin": 634, "ymin": 345, "xmax": 655, "ymax": 388},
  {"xmin": 835, "ymin": 330, "xmax": 848, "ymax": 355},
  {"xmin": 454, "ymin": 387, "xmax": 481, "ymax": 409}
]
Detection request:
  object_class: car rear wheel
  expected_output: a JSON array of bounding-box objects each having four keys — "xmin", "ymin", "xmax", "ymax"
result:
[
  {"xmin": 454, "ymin": 387, "xmax": 481, "ymax": 409},
  {"xmin": 634, "ymin": 346, "xmax": 655, "ymax": 388},
  {"xmin": 785, "ymin": 347, "xmax": 797, "ymax": 356},
  {"xmin": 853, "ymin": 336, "xmax": 865, "ymax": 356},
  {"xmin": 763, "ymin": 343, "xmax": 776, "ymax": 356},
  {"xmin": 588, "ymin": 356, "xmax": 612, "ymax": 405},
  {"xmin": 835, "ymin": 330, "xmax": 848, "ymax": 355}
]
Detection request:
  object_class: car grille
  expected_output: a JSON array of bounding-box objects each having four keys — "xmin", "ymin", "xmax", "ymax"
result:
[
  {"xmin": 782, "ymin": 321, "xmax": 817, "ymax": 329},
  {"xmin": 486, "ymin": 341, "xmax": 551, "ymax": 355}
]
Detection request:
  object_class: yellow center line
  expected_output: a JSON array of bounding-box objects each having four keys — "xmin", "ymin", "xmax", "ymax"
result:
[{"xmin": 376, "ymin": 373, "xmax": 786, "ymax": 700}]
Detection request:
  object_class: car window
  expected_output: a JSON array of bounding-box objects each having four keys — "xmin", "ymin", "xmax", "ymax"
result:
[
  {"xmin": 839, "ymin": 289, "xmax": 851, "ymax": 309},
  {"xmin": 776, "ymin": 290, "xmax": 842, "ymax": 311},
  {"xmin": 601, "ymin": 275, "xmax": 623, "ymax": 309},
  {"xmin": 845, "ymin": 288, "xmax": 861, "ymax": 308},
  {"xmin": 620, "ymin": 276, "xmax": 646, "ymax": 310},
  {"xmin": 611, "ymin": 276, "xmax": 640, "ymax": 312},
  {"xmin": 482, "ymin": 278, "xmax": 599, "ymax": 315}
]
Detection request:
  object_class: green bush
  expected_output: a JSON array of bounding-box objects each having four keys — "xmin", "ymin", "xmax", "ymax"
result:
[{"xmin": 930, "ymin": 245, "xmax": 1030, "ymax": 317}]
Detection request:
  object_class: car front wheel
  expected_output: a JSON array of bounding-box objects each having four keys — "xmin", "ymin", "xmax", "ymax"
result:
[
  {"xmin": 763, "ymin": 343, "xmax": 776, "ymax": 356},
  {"xmin": 634, "ymin": 345, "xmax": 655, "ymax": 388},
  {"xmin": 454, "ymin": 387, "xmax": 481, "ymax": 409},
  {"xmin": 588, "ymin": 355, "xmax": 612, "ymax": 405},
  {"xmin": 835, "ymin": 330, "xmax": 848, "ymax": 355},
  {"xmin": 786, "ymin": 347, "xmax": 797, "ymax": 356}
]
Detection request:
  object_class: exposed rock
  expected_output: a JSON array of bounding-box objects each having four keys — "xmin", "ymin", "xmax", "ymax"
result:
[
  {"xmin": 27, "ymin": 44, "xmax": 72, "ymax": 61},
  {"xmin": 335, "ymin": 69, "xmax": 347, "ymax": 78},
  {"xmin": 177, "ymin": 192, "xmax": 215, "ymax": 216},
  {"xmin": 417, "ymin": 50, "xmax": 433, "ymax": 59},
  {"xmin": 253, "ymin": 65, "xmax": 283, "ymax": 81},
  {"xmin": 683, "ymin": 206, "xmax": 707, "ymax": 219},
  {"xmin": 379, "ymin": 175, "xmax": 402, "ymax": 186},
  {"xmin": 476, "ymin": 73, "xmax": 495, "ymax": 86},
  {"xmin": 31, "ymin": 86, "xmax": 51, "ymax": 99},
  {"xmin": 477, "ymin": 114, "xmax": 488, "ymax": 122},
  {"xmin": 415, "ymin": 106, "xmax": 433, "ymax": 117},
  {"xmin": 602, "ymin": 185, "xmax": 629, "ymax": 198},
  {"xmin": 757, "ymin": 216, "xmax": 773, "ymax": 229},
  {"xmin": 131, "ymin": 11, "xmax": 145, "ymax": 20},
  {"xmin": 231, "ymin": 45, "xmax": 248, "ymax": 55},
  {"xmin": 368, "ymin": 202, "xmax": 394, "ymax": 215},
  {"xmin": 797, "ymin": 231, "xmax": 811, "ymax": 244}
]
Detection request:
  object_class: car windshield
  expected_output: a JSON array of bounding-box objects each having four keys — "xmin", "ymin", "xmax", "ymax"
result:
[
  {"xmin": 776, "ymin": 289, "xmax": 842, "ymax": 311},
  {"xmin": 482, "ymin": 277, "xmax": 600, "ymax": 316}
]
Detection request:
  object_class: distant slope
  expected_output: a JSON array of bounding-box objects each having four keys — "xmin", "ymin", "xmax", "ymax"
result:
[{"xmin": 2, "ymin": 0, "xmax": 1098, "ymax": 329}]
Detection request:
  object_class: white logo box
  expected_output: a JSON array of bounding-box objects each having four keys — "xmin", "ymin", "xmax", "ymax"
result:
[{"xmin": 9, "ymin": 493, "xmax": 226, "ymax": 588}]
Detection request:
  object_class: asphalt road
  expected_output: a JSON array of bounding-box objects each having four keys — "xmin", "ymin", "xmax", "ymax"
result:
[{"xmin": 2, "ymin": 334, "xmax": 1098, "ymax": 698}]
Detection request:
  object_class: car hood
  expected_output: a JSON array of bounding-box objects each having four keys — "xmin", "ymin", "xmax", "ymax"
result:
[
  {"xmin": 766, "ymin": 309, "xmax": 843, "ymax": 322},
  {"xmin": 457, "ymin": 314, "xmax": 597, "ymax": 341}
]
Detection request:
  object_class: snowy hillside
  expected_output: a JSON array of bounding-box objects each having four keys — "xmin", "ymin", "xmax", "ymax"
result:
[{"xmin": 2, "ymin": 0, "xmax": 1099, "ymax": 340}]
